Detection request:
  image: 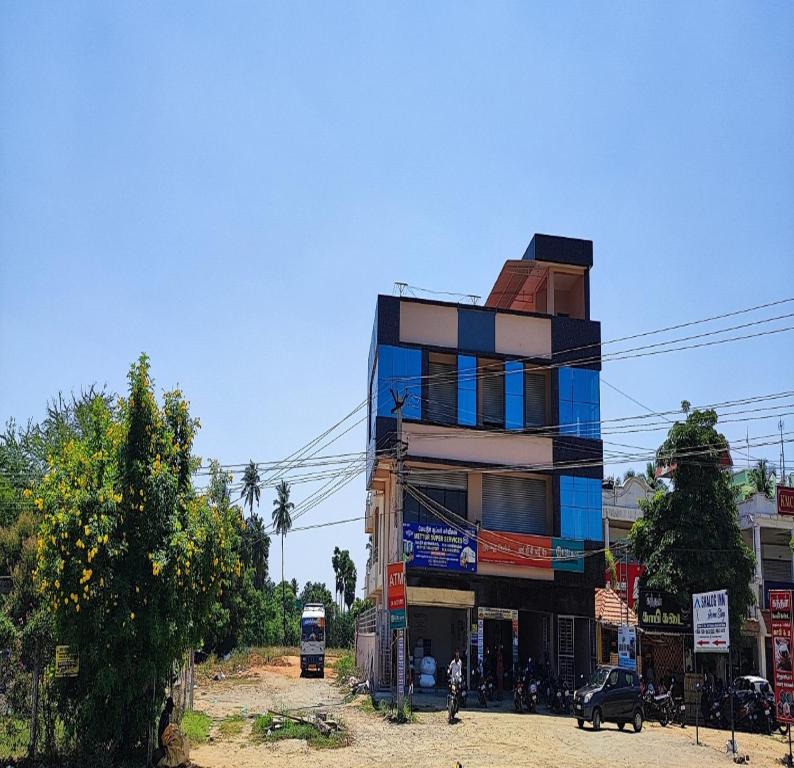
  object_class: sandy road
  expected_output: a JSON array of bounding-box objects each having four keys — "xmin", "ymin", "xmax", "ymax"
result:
[{"xmin": 190, "ymin": 657, "xmax": 793, "ymax": 768}]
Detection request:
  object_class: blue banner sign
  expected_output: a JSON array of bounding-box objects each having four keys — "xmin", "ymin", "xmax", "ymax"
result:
[{"xmin": 403, "ymin": 521, "xmax": 477, "ymax": 572}]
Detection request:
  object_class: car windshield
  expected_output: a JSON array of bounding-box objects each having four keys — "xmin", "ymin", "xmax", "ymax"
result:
[{"xmin": 589, "ymin": 668, "xmax": 610, "ymax": 687}]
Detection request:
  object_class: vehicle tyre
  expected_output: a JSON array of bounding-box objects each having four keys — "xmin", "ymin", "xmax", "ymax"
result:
[
  {"xmin": 617, "ymin": 722, "xmax": 625, "ymax": 731},
  {"xmin": 577, "ymin": 718, "xmax": 585, "ymax": 729},
  {"xmin": 633, "ymin": 709, "xmax": 644, "ymax": 733},
  {"xmin": 319, "ymin": 668, "xmax": 325, "ymax": 679},
  {"xmin": 592, "ymin": 709, "xmax": 602, "ymax": 731},
  {"xmin": 660, "ymin": 715, "xmax": 668, "ymax": 727},
  {"xmin": 448, "ymin": 698, "xmax": 455, "ymax": 724}
]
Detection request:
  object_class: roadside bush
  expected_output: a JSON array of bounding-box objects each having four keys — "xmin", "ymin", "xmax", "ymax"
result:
[{"xmin": 36, "ymin": 356, "xmax": 240, "ymax": 758}]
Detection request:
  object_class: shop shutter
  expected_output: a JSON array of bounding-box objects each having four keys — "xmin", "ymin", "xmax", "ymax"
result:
[
  {"xmin": 524, "ymin": 372, "xmax": 546, "ymax": 427},
  {"xmin": 482, "ymin": 474, "xmax": 546, "ymax": 535},
  {"xmin": 406, "ymin": 470, "xmax": 467, "ymax": 490},
  {"xmin": 480, "ymin": 363, "xmax": 505, "ymax": 427},
  {"xmin": 427, "ymin": 357, "xmax": 456, "ymax": 424},
  {"xmin": 763, "ymin": 559, "xmax": 792, "ymax": 582}
]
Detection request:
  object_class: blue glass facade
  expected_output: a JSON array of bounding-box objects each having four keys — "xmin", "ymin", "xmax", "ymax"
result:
[
  {"xmin": 375, "ymin": 345, "xmax": 422, "ymax": 420},
  {"xmin": 558, "ymin": 367, "xmax": 600, "ymax": 439},
  {"xmin": 560, "ymin": 475, "xmax": 602, "ymax": 541},
  {"xmin": 457, "ymin": 354, "xmax": 477, "ymax": 426}
]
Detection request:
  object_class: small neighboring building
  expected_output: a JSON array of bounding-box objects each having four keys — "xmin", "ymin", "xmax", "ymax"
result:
[
  {"xmin": 595, "ymin": 586, "xmax": 636, "ymax": 666},
  {"xmin": 602, "ymin": 476, "xmax": 654, "ymax": 608},
  {"xmin": 738, "ymin": 491, "xmax": 794, "ymax": 680}
]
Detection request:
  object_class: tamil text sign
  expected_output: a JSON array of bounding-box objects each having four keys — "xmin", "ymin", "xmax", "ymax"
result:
[
  {"xmin": 478, "ymin": 530, "xmax": 584, "ymax": 573},
  {"xmin": 637, "ymin": 589, "xmax": 691, "ymax": 632},
  {"xmin": 387, "ymin": 561, "xmax": 406, "ymax": 630},
  {"xmin": 770, "ymin": 589, "xmax": 794, "ymax": 724},
  {"xmin": 618, "ymin": 625, "xmax": 637, "ymax": 670},
  {"xmin": 693, "ymin": 589, "xmax": 730, "ymax": 652},
  {"xmin": 403, "ymin": 521, "xmax": 477, "ymax": 572},
  {"xmin": 778, "ymin": 487, "xmax": 794, "ymax": 516}
]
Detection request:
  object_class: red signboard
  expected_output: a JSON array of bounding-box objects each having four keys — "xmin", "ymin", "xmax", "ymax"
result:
[
  {"xmin": 387, "ymin": 562, "xmax": 406, "ymax": 612},
  {"xmin": 770, "ymin": 589, "xmax": 794, "ymax": 724},
  {"xmin": 604, "ymin": 563, "xmax": 646, "ymax": 609},
  {"xmin": 479, "ymin": 530, "xmax": 553, "ymax": 569},
  {"xmin": 778, "ymin": 487, "xmax": 794, "ymax": 516}
]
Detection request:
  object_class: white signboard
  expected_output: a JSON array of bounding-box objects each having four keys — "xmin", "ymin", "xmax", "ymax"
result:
[
  {"xmin": 618, "ymin": 625, "xmax": 636, "ymax": 670},
  {"xmin": 693, "ymin": 589, "xmax": 730, "ymax": 652}
]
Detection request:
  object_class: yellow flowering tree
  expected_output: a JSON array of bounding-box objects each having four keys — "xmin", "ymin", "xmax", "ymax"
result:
[{"xmin": 36, "ymin": 355, "xmax": 239, "ymax": 756}]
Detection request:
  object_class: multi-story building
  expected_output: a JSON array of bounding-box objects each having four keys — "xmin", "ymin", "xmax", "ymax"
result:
[{"xmin": 359, "ymin": 233, "xmax": 604, "ymax": 690}]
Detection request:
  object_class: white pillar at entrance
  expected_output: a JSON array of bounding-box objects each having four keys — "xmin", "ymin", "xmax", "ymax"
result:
[
  {"xmin": 759, "ymin": 635, "xmax": 767, "ymax": 677},
  {"xmin": 753, "ymin": 524, "xmax": 762, "ymax": 584},
  {"xmin": 603, "ymin": 518, "xmax": 610, "ymax": 549}
]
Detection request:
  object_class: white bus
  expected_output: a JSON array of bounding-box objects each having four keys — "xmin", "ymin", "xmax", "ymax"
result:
[{"xmin": 300, "ymin": 603, "xmax": 326, "ymax": 678}]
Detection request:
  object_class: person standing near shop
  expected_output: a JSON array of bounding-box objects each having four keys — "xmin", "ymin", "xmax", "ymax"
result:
[{"xmin": 496, "ymin": 644, "xmax": 505, "ymax": 701}]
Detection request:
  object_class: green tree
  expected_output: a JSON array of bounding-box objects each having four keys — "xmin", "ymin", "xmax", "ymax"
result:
[
  {"xmin": 629, "ymin": 409, "xmax": 755, "ymax": 643},
  {"xmin": 271, "ymin": 480, "xmax": 294, "ymax": 645},
  {"xmin": 244, "ymin": 514, "xmax": 270, "ymax": 590},
  {"xmin": 240, "ymin": 460, "xmax": 261, "ymax": 518},
  {"xmin": 747, "ymin": 459, "xmax": 775, "ymax": 499},
  {"xmin": 36, "ymin": 356, "xmax": 240, "ymax": 757}
]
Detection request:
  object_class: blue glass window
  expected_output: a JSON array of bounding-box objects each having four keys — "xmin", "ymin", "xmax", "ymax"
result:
[
  {"xmin": 376, "ymin": 345, "xmax": 422, "ymax": 420},
  {"xmin": 558, "ymin": 367, "xmax": 600, "ymax": 439},
  {"xmin": 457, "ymin": 355, "xmax": 477, "ymax": 426},
  {"xmin": 560, "ymin": 475, "xmax": 602, "ymax": 541},
  {"xmin": 504, "ymin": 360, "xmax": 524, "ymax": 430}
]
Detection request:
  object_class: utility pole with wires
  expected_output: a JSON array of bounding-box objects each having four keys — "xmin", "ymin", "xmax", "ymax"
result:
[
  {"xmin": 781, "ymin": 420, "xmax": 787, "ymax": 487},
  {"xmin": 391, "ymin": 389, "xmax": 409, "ymax": 711}
]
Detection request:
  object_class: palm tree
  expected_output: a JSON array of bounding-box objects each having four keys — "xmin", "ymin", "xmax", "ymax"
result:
[
  {"xmin": 240, "ymin": 460, "xmax": 261, "ymax": 519},
  {"xmin": 272, "ymin": 480, "xmax": 294, "ymax": 644},
  {"xmin": 748, "ymin": 459, "xmax": 775, "ymax": 499},
  {"xmin": 644, "ymin": 461, "xmax": 663, "ymax": 491},
  {"xmin": 332, "ymin": 547, "xmax": 344, "ymax": 612},
  {"xmin": 245, "ymin": 514, "xmax": 270, "ymax": 590}
]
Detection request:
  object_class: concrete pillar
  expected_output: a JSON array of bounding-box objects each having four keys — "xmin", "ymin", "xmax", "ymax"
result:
[{"xmin": 604, "ymin": 518, "xmax": 610, "ymax": 549}]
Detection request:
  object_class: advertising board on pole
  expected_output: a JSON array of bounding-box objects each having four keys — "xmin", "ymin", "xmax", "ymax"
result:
[
  {"xmin": 387, "ymin": 561, "xmax": 406, "ymax": 630},
  {"xmin": 618, "ymin": 625, "xmax": 637, "ymax": 670},
  {"xmin": 770, "ymin": 589, "xmax": 794, "ymax": 724},
  {"xmin": 692, "ymin": 590, "xmax": 730, "ymax": 652}
]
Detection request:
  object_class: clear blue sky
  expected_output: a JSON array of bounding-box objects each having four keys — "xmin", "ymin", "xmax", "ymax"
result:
[{"xmin": 2, "ymin": 2, "xmax": 793, "ymax": 593}]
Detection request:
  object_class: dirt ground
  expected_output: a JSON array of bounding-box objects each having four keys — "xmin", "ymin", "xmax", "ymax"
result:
[{"xmin": 190, "ymin": 656, "xmax": 794, "ymax": 768}]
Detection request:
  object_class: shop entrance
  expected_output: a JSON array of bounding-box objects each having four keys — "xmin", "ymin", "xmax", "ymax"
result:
[
  {"xmin": 408, "ymin": 605, "xmax": 469, "ymax": 690},
  {"xmin": 477, "ymin": 607, "xmax": 518, "ymax": 690}
]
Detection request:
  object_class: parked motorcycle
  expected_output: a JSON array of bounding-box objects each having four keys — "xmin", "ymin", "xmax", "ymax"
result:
[
  {"xmin": 526, "ymin": 680, "xmax": 539, "ymax": 713},
  {"xmin": 641, "ymin": 682, "xmax": 674, "ymax": 726},
  {"xmin": 514, "ymin": 677, "xmax": 526, "ymax": 713}
]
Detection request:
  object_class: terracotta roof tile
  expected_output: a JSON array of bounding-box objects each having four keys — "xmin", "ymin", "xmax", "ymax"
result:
[{"xmin": 595, "ymin": 586, "xmax": 637, "ymax": 627}]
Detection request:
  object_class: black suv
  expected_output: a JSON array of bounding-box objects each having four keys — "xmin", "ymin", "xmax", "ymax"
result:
[{"xmin": 573, "ymin": 666, "xmax": 643, "ymax": 732}]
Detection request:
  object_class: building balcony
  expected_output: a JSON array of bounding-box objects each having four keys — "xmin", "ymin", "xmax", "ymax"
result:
[{"xmin": 365, "ymin": 559, "xmax": 382, "ymax": 598}]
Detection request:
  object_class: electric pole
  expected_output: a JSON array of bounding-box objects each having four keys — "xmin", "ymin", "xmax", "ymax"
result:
[
  {"xmin": 391, "ymin": 389, "xmax": 408, "ymax": 710},
  {"xmin": 781, "ymin": 420, "xmax": 787, "ymax": 487}
]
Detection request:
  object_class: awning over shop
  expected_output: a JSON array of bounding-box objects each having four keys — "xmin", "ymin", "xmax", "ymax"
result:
[{"xmin": 407, "ymin": 586, "xmax": 475, "ymax": 609}]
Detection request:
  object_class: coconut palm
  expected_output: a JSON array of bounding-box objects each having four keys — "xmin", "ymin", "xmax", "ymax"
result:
[
  {"xmin": 240, "ymin": 460, "xmax": 261, "ymax": 519},
  {"xmin": 272, "ymin": 480, "xmax": 294, "ymax": 644},
  {"xmin": 244, "ymin": 514, "xmax": 270, "ymax": 590},
  {"xmin": 645, "ymin": 461, "xmax": 663, "ymax": 491},
  {"xmin": 748, "ymin": 459, "xmax": 775, "ymax": 499}
]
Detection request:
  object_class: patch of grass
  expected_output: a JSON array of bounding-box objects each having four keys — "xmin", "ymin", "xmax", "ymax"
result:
[
  {"xmin": 0, "ymin": 716, "xmax": 29, "ymax": 759},
  {"xmin": 251, "ymin": 714, "xmax": 349, "ymax": 750},
  {"xmin": 333, "ymin": 652, "xmax": 357, "ymax": 684},
  {"xmin": 180, "ymin": 710, "xmax": 211, "ymax": 744},
  {"xmin": 357, "ymin": 696, "xmax": 378, "ymax": 715},
  {"xmin": 218, "ymin": 713, "xmax": 245, "ymax": 738}
]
